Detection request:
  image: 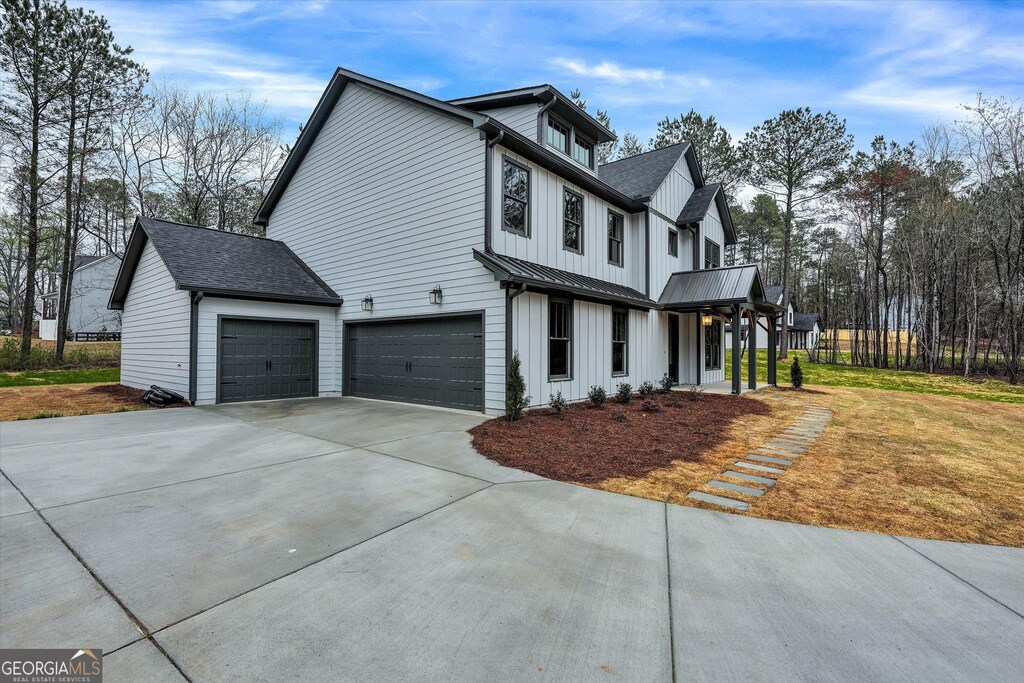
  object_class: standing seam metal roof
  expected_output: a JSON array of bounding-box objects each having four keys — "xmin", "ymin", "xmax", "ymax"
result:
[{"xmin": 658, "ymin": 265, "xmax": 776, "ymax": 309}]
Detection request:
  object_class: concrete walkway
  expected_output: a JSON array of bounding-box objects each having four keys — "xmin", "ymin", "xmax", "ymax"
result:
[{"xmin": 1, "ymin": 398, "xmax": 1021, "ymax": 681}]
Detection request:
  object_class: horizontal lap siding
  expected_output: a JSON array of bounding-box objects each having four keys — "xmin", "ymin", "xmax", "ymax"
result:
[
  {"xmin": 69, "ymin": 256, "xmax": 122, "ymax": 334},
  {"xmin": 194, "ymin": 298, "xmax": 339, "ymax": 405},
  {"xmin": 482, "ymin": 103, "xmax": 541, "ymax": 139},
  {"xmin": 120, "ymin": 241, "xmax": 190, "ymax": 395},
  {"xmin": 492, "ymin": 146, "xmax": 645, "ymax": 292},
  {"xmin": 266, "ymin": 83, "xmax": 506, "ymax": 413},
  {"xmin": 511, "ymin": 292, "xmax": 670, "ymax": 406}
]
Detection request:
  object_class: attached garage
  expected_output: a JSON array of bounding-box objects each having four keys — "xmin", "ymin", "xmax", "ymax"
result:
[
  {"xmin": 346, "ymin": 315, "xmax": 484, "ymax": 411},
  {"xmin": 218, "ymin": 318, "xmax": 317, "ymax": 403}
]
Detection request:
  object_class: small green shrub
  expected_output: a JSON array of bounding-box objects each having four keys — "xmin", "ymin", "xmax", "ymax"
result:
[
  {"xmin": 505, "ymin": 351, "xmax": 531, "ymax": 421},
  {"xmin": 588, "ymin": 385, "xmax": 607, "ymax": 406},
  {"xmin": 791, "ymin": 356, "xmax": 804, "ymax": 389},
  {"xmin": 641, "ymin": 398, "xmax": 662, "ymax": 413},
  {"xmin": 615, "ymin": 382, "xmax": 633, "ymax": 404},
  {"xmin": 659, "ymin": 373, "xmax": 674, "ymax": 393},
  {"xmin": 15, "ymin": 411, "xmax": 62, "ymax": 421},
  {"xmin": 638, "ymin": 381, "xmax": 656, "ymax": 398},
  {"xmin": 549, "ymin": 391, "xmax": 567, "ymax": 413},
  {"xmin": 688, "ymin": 385, "xmax": 703, "ymax": 401},
  {"xmin": 612, "ymin": 409, "xmax": 628, "ymax": 422}
]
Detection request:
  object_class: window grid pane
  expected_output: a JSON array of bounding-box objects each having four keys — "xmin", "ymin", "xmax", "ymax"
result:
[
  {"xmin": 612, "ymin": 309, "xmax": 627, "ymax": 375},
  {"xmin": 573, "ymin": 137, "xmax": 593, "ymax": 166},
  {"xmin": 547, "ymin": 119, "xmax": 569, "ymax": 154},
  {"xmin": 705, "ymin": 322, "xmax": 722, "ymax": 370},
  {"xmin": 668, "ymin": 229, "xmax": 678, "ymax": 256},
  {"xmin": 608, "ymin": 212, "xmax": 623, "ymax": 265},
  {"xmin": 502, "ymin": 161, "xmax": 529, "ymax": 235},
  {"xmin": 549, "ymin": 300, "xmax": 572, "ymax": 378},
  {"xmin": 563, "ymin": 190, "xmax": 583, "ymax": 252}
]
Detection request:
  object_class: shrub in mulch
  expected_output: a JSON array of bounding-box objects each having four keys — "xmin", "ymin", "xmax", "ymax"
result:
[{"xmin": 470, "ymin": 393, "xmax": 771, "ymax": 483}]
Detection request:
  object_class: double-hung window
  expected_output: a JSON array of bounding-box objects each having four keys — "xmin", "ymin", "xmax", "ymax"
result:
[
  {"xmin": 563, "ymin": 188, "xmax": 583, "ymax": 253},
  {"xmin": 668, "ymin": 228, "xmax": 679, "ymax": 256},
  {"xmin": 705, "ymin": 321, "xmax": 722, "ymax": 370},
  {"xmin": 607, "ymin": 211, "xmax": 624, "ymax": 266},
  {"xmin": 704, "ymin": 238, "xmax": 721, "ymax": 269},
  {"xmin": 547, "ymin": 117, "xmax": 570, "ymax": 155},
  {"xmin": 501, "ymin": 159, "xmax": 529, "ymax": 236},
  {"xmin": 612, "ymin": 308, "xmax": 628, "ymax": 375},
  {"xmin": 549, "ymin": 299, "xmax": 572, "ymax": 380}
]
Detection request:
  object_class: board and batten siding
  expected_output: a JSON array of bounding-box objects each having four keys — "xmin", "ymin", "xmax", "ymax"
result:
[
  {"xmin": 492, "ymin": 146, "xmax": 645, "ymax": 292},
  {"xmin": 193, "ymin": 298, "xmax": 339, "ymax": 405},
  {"xmin": 119, "ymin": 240, "xmax": 190, "ymax": 396},
  {"xmin": 265, "ymin": 82, "xmax": 507, "ymax": 413},
  {"xmin": 479, "ymin": 103, "xmax": 541, "ymax": 140},
  {"xmin": 511, "ymin": 291, "xmax": 683, "ymax": 406}
]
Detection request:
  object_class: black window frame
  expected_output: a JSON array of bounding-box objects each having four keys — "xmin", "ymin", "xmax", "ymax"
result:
[
  {"xmin": 611, "ymin": 308, "xmax": 628, "ymax": 376},
  {"xmin": 572, "ymin": 133, "xmax": 595, "ymax": 168},
  {"xmin": 668, "ymin": 228, "xmax": 679, "ymax": 257},
  {"xmin": 562, "ymin": 187, "xmax": 584, "ymax": 254},
  {"xmin": 42, "ymin": 297, "xmax": 57, "ymax": 320},
  {"xmin": 607, "ymin": 210, "xmax": 624, "ymax": 267},
  {"xmin": 704, "ymin": 238, "xmax": 721, "ymax": 269},
  {"xmin": 548, "ymin": 298, "xmax": 573, "ymax": 381},
  {"xmin": 501, "ymin": 157, "xmax": 530, "ymax": 237},
  {"xmin": 705, "ymin": 321, "xmax": 722, "ymax": 370},
  {"xmin": 546, "ymin": 116, "xmax": 570, "ymax": 155}
]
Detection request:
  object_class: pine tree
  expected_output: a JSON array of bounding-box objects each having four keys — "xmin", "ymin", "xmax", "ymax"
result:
[
  {"xmin": 505, "ymin": 351, "xmax": 530, "ymax": 421},
  {"xmin": 791, "ymin": 356, "xmax": 804, "ymax": 389}
]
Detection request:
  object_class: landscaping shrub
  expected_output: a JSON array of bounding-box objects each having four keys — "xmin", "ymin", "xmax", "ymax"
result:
[
  {"xmin": 791, "ymin": 356, "xmax": 804, "ymax": 389},
  {"xmin": 641, "ymin": 398, "xmax": 662, "ymax": 413},
  {"xmin": 615, "ymin": 382, "xmax": 633, "ymax": 403},
  {"xmin": 505, "ymin": 351, "xmax": 531, "ymax": 421},
  {"xmin": 638, "ymin": 380, "xmax": 656, "ymax": 398},
  {"xmin": 688, "ymin": 385, "xmax": 703, "ymax": 401},
  {"xmin": 549, "ymin": 390, "xmax": 567, "ymax": 414},
  {"xmin": 667, "ymin": 393, "xmax": 684, "ymax": 408},
  {"xmin": 611, "ymin": 409, "xmax": 627, "ymax": 422},
  {"xmin": 588, "ymin": 385, "xmax": 607, "ymax": 406},
  {"xmin": 659, "ymin": 373, "xmax": 674, "ymax": 393}
]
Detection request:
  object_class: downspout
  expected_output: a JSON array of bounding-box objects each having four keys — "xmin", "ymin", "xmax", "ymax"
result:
[
  {"xmin": 505, "ymin": 282, "xmax": 526, "ymax": 406},
  {"xmin": 483, "ymin": 130, "xmax": 504, "ymax": 254},
  {"xmin": 692, "ymin": 223, "xmax": 700, "ymax": 270},
  {"xmin": 188, "ymin": 290, "xmax": 203, "ymax": 405},
  {"xmin": 644, "ymin": 208, "xmax": 651, "ymax": 297},
  {"xmin": 536, "ymin": 95, "xmax": 557, "ymax": 144}
]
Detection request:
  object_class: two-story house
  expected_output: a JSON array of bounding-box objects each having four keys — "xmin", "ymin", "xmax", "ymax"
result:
[
  {"xmin": 40, "ymin": 254, "xmax": 122, "ymax": 341},
  {"xmin": 727, "ymin": 285, "xmax": 822, "ymax": 352},
  {"xmin": 109, "ymin": 68, "xmax": 782, "ymax": 413}
]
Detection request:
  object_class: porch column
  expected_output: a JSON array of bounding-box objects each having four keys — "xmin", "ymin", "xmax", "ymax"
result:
[
  {"xmin": 747, "ymin": 310, "xmax": 757, "ymax": 390},
  {"xmin": 731, "ymin": 305, "xmax": 742, "ymax": 395},
  {"xmin": 767, "ymin": 315, "xmax": 778, "ymax": 386}
]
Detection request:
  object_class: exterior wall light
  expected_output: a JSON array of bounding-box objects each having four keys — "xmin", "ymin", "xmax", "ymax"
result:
[
  {"xmin": 429, "ymin": 285, "xmax": 443, "ymax": 305},
  {"xmin": 361, "ymin": 295, "xmax": 373, "ymax": 312},
  {"xmin": 701, "ymin": 313, "xmax": 713, "ymax": 327}
]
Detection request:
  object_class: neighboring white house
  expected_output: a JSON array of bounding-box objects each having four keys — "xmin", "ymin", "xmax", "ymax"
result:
[
  {"xmin": 726, "ymin": 284, "xmax": 822, "ymax": 351},
  {"xmin": 110, "ymin": 68, "xmax": 783, "ymax": 412},
  {"xmin": 40, "ymin": 254, "xmax": 122, "ymax": 341}
]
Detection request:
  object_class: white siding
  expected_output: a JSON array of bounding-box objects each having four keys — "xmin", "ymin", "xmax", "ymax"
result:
[
  {"xmin": 38, "ymin": 256, "xmax": 122, "ymax": 340},
  {"xmin": 120, "ymin": 241, "xmax": 190, "ymax": 395},
  {"xmin": 648, "ymin": 157, "xmax": 697, "ymax": 296},
  {"xmin": 266, "ymin": 82, "xmax": 506, "ymax": 413},
  {"xmin": 480, "ymin": 103, "xmax": 540, "ymax": 139},
  {"xmin": 511, "ymin": 292, "xmax": 676, "ymax": 406},
  {"xmin": 491, "ymin": 145, "xmax": 645, "ymax": 291},
  {"xmin": 701, "ymin": 203, "xmax": 726, "ymax": 268}
]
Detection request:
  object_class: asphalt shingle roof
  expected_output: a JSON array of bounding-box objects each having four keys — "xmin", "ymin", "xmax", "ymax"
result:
[
  {"xmin": 598, "ymin": 144, "xmax": 689, "ymax": 200},
  {"xmin": 676, "ymin": 184, "xmax": 722, "ymax": 225},
  {"xmin": 764, "ymin": 285, "xmax": 784, "ymax": 305},
  {"xmin": 791, "ymin": 312, "xmax": 820, "ymax": 332}
]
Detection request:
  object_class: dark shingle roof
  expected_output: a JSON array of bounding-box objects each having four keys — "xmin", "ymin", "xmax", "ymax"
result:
[
  {"xmin": 658, "ymin": 265, "xmax": 781, "ymax": 312},
  {"xmin": 597, "ymin": 143, "xmax": 689, "ymax": 200},
  {"xmin": 791, "ymin": 312, "xmax": 820, "ymax": 331},
  {"xmin": 474, "ymin": 250, "xmax": 655, "ymax": 309},
  {"xmin": 110, "ymin": 217, "xmax": 340, "ymax": 309},
  {"xmin": 764, "ymin": 285, "xmax": 784, "ymax": 305},
  {"xmin": 676, "ymin": 184, "xmax": 721, "ymax": 225},
  {"xmin": 73, "ymin": 254, "xmax": 102, "ymax": 270}
]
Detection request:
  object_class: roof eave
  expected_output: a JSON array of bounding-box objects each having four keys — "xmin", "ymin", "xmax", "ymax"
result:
[{"xmin": 179, "ymin": 285, "xmax": 343, "ymax": 308}]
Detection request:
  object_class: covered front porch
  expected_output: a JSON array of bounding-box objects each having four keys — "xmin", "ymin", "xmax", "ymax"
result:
[{"xmin": 659, "ymin": 264, "xmax": 784, "ymax": 395}]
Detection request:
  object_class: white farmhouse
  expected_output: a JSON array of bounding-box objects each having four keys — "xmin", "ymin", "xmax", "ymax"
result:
[
  {"xmin": 40, "ymin": 254, "xmax": 122, "ymax": 341},
  {"xmin": 110, "ymin": 68, "xmax": 784, "ymax": 412}
]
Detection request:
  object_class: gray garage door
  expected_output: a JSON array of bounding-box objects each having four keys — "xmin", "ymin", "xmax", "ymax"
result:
[
  {"xmin": 347, "ymin": 315, "xmax": 483, "ymax": 411},
  {"xmin": 218, "ymin": 318, "xmax": 317, "ymax": 403}
]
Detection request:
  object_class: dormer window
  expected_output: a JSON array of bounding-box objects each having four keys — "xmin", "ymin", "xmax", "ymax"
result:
[
  {"xmin": 547, "ymin": 117, "xmax": 570, "ymax": 155},
  {"xmin": 572, "ymin": 135, "xmax": 594, "ymax": 167}
]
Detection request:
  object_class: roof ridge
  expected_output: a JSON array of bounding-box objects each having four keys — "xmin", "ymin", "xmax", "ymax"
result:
[
  {"xmin": 598, "ymin": 141, "xmax": 688, "ymax": 168},
  {"xmin": 141, "ymin": 216, "xmax": 285, "ymax": 244}
]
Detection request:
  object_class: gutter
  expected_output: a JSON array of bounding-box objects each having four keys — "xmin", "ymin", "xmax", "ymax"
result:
[
  {"xmin": 483, "ymin": 130, "xmax": 504, "ymax": 254},
  {"xmin": 535, "ymin": 94, "xmax": 557, "ymax": 143},
  {"xmin": 188, "ymin": 291, "xmax": 203, "ymax": 405}
]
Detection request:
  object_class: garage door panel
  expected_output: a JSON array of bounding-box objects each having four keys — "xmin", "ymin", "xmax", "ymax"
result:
[
  {"xmin": 219, "ymin": 319, "xmax": 316, "ymax": 403},
  {"xmin": 347, "ymin": 316, "xmax": 483, "ymax": 411}
]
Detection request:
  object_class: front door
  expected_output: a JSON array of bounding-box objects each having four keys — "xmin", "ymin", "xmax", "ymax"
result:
[{"xmin": 667, "ymin": 313, "xmax": 679, "ymax": 384}]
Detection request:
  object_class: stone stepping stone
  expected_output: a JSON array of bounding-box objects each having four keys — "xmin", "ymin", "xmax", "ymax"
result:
[
  {"xmin": 775, "ymin": 437, "xmax": 812, "ymax": 447},
  {"xmin": 748, "ymin": 453, "xmax": 793, "ymax": 466},
  {"xmin": 735, "ymin": 461, "xmax": 785, "ymax": 475},
  {"xmin": 763, "ymin": 442, "xmax": 805, "ymax": 453},
  {"xmin": 757, "ymin": 447, "xmax": 801, "ymax": 458},
  {"xmin": 708, "ymin": 480, "xmax": 764, "ymax": 497},
  {"xmin": 687, "ymin": 491, "xmax": 749, "ymax": 511},
  {"xmin": 724, "ymin": 470, "xmax": 776, "ymax": 486},
  {"xmin": 779, "ymin": 434, "xmax": 814, "ymax": 443}
]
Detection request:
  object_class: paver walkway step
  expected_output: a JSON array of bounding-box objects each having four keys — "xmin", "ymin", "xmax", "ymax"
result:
[
  {"xmin": 747, "ymin": 453, "xmax": 793, "ymax": 466},
  {"xmin": 757, "ymin": 447, "xmax": 801, "ymax": 457},
  {"xmin": 687, "ymin": 491, "xmax": 749, "ymax": 511},
  {"xmin": 724, "ymin": 470, "xmax": 776, "ymax": 486},
  {"xmin": 735, "ymin": 460, "xmax": 786, "ymax": 475},
  {"xmin": 708, "ymin": 480, "xmax": 765, "ymax": 497}
]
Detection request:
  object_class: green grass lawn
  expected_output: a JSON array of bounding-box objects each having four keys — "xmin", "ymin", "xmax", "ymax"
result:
[
  {"xmin": 726, "ymin": 350, "xmax": 1024, "ymax": 404},
  {"xmin": 0, "ymin": 367, "xmax": 120, "ymax": 388}
]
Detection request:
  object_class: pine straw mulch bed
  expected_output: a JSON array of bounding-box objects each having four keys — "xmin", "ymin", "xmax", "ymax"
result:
[
  {"xmin": 0, "ymin": 382, "xmax": 156, "ymax": 421},
  {"xmin": 470, "ymin": 393, "xmax": 773, "ymax": 483}
]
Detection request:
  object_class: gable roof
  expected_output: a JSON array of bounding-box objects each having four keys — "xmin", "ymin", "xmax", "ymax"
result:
[
  {"xmin": 73, "ymin": 254, "xmax": 102, "ymax": 270},
  {"xmin": 763, "ymin": 285, "xmax": 784, "ymax": 306},
  {"xmin": 658, "ymin": 264, "xmax": 781, "ymax": 312},
  {"xmin": 673, "ymin": 182, "xmax": 737, "ymax": 245},
  {"xmin": 791, "ymin": 312, "xmax": 821, "ymax": 331},
  {"xmin": 598, "ymin": 143, "xmax": 703, "ymax": 201},
  {"xmin": 474, "ymin": 250, "xmax": 656, "ymax": 310},
  {"xmin": 109, "ymin": 217, "xmax": 341, "ymax": 309}
]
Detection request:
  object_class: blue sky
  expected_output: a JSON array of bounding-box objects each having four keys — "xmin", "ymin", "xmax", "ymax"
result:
[{"xmin": 86, "ymin": 0, "xmax": 1024, "ymax": 150}]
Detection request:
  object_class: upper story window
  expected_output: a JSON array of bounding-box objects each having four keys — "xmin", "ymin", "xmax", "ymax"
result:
[
  {"xmin": 42, "ymin": 298, "xmax": 57, "ymax": 320},
  {"xmin": 572, "ymin": 135, "xmax": 594, "ymax": 167},
  {"xmin": 668, "ymin": 228, "xmax": 679, "ymax": 257},
  {"xmin": 563, "ymin": 188, "xmax": 583, "ymax": 253},
  {"xmin": 502, "ymin": 159, "xmax": 529, "ymax": 236},
  {"xmin": 704, "ymin": 239, "xmax": 721, "ymax": 269},
  {"xmin": 547, "ymin": 117, "xmax": 570, "ymax": 155},
  {"xmin": 705, "ymin": 321, "xmax": 722, "ymax": 370},
  {"xmin": 607, "ymin": 211, "xmax": 624, "ymax": 266},
  {"xmin": 549, "ymin": 298, "xmax": 572, "ymax": 380},
  {"xmin": 612, "ymin": 308, "xmax": 628, "ymax": 376}
]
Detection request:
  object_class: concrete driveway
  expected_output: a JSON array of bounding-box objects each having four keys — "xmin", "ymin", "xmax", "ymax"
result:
[{"xmin": 1, "ymin": 398, "xmax": 1021, "ymax": 681}]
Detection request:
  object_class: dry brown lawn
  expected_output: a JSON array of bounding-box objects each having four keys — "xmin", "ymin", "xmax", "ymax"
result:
[{"xmin": 0, "ymin": 383, "xmax": 152, "ymax": 421}]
